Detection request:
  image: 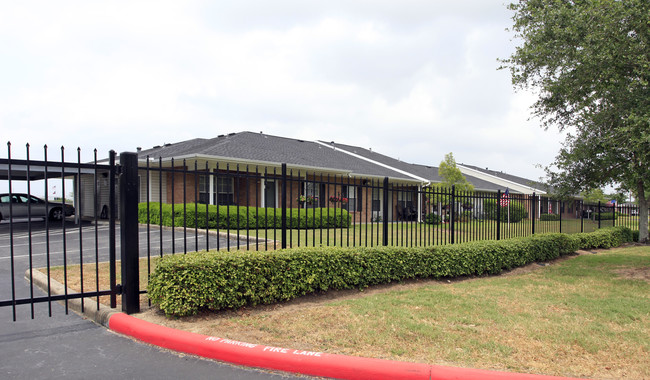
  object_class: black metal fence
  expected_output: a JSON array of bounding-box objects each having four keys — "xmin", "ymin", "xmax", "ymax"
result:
[
  {"xmin": 136, "ymin": 157, "xmax": 640, "ymax": 250},
  {"xmin": 0, "ymin": 145, "xmax": 643, "ymax": 320},
  {"xmin": 0, "ymin": 144, "xmax": 119, "ymax": 321}
]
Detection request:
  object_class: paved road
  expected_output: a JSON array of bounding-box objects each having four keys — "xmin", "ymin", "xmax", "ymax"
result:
[{"xmin": 0, "ymin": 219, "xmax": 315, "ymax": 380}]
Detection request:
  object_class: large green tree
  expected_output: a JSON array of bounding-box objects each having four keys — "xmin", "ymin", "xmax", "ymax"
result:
[
  {"xmin": 502, "ymin": 0, "xmax": 650, "ymax": 241},
  {"xmin": 580, "ymin": 188, "xmax": 608, "ymax": 204}
]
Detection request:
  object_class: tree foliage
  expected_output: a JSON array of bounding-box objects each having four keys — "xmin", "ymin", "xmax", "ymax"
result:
[
  {"xmin": 607, "ymin": 190, "xmax": 629, "ymax": 206},
  {"xmin": 427, "ymin": 152, "xmax": 474, "ymax": 208},
  {"xmin": 437, "ymin": 152, "xmax": 474, "ymax": 193},
  {"xmin": 580, "ymin": 188, "xmax": 608, "ymax": 204},
  {"xmin": 502, "ymin": 0, "xmax": 650, "ymax": 241}
]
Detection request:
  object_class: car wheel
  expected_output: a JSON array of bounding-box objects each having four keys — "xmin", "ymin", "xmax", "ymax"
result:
[{"xmin": 49, "ymin": 208, "xmax": 64, "ymax": 221}]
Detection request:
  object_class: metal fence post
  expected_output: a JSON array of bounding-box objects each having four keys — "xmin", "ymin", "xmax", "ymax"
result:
[
  {"xmin": 450, "ymin": 185, "xmax": 455, "ymax": 245},
  {"xmin": 119, "ymin": 152, "xmax": 140, "ymax": 314},
  {"xmin": 598, "ymin": 201, "xmax": 601, "ymax": 229},
  {"xmin": 281, "ymin": 163, "xmax": 287, "ymax": 249},
  {"xmin": 531, "ymin": 193, "xmax": 536, "ymax": 235},
  {"xmin": 496, "ymin": 190, "xmax": 501, "ymax": 240},
  {"xmin": 108, "ymin": 150, "xmax": 117, "ymax": 309},
  {"xmin": 382, "ymin": 177, "xmax": 389, "ymax": 246},
  {"xmin": 580, "ymin": 200, "xmax": 584, "ymax": 233},
  {"xmin": 559, "ymin": 201, "xmax": 562, "ymax": 233}
]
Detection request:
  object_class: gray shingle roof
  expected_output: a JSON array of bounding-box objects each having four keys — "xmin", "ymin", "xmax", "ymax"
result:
[
  {"xmin": 323, "ymin": 141, "xmax": 509, "ymax": 192},
  {"xmin": 132, "ymin": 132, "xmax": 534, "ymax": 192},
  {"xmin": 137, "ymin": 132, "xmax": 416, "ymax": 181}
]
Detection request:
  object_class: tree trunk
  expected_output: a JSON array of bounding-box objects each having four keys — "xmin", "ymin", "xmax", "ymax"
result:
[{"xmin": 637, "ymin": 181, "xmax": 649, "ymax": 243}]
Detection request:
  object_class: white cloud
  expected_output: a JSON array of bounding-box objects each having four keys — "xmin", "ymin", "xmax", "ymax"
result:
[{"xmin": 0, "ymin": 0, "xmax": 562, "ymax": 180}]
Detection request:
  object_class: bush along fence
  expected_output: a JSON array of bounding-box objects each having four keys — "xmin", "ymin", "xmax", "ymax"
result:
[
  {"xmin": 136, "ymin": 157, "xmax": 641, "ymax": 251},
  {"xmin": 148, "ymin": 226, "xmax": 635, "ymax": 317}
]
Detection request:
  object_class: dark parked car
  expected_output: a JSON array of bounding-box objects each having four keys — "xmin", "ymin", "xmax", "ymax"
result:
[{"xmin": 0, "ymin": 193, "xmax": 75, "ymax": 221}]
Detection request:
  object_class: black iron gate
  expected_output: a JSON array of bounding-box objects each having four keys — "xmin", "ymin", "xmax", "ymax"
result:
[{"xmin": 0, "ymin": 144, "xmax": 121, "ymax": 321}]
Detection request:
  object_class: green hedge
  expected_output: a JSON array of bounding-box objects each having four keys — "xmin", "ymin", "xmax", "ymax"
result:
[
  {"xmin": 540, "ymin": 213, "xmax": 560, "ymax": 221},
  {"xmin": 424, "ymin": 213, "xmax": 442, "ymax": 225},
  {"xmin": 593, "ymin": 212, "xmax": 618, "ymax": 221},
  {"xmin": 632, "ymin": 230, "xmax": 646, "ymax": 242},
  {"xmin": 139, "ymin": 202, "xmax": 351, "ymax": 229},
  {"xmin": 148, "ymin": 227, "xmax": 633, "ymax": 317},
  {"xmin": 483, "ymin": 199, "xmax": 529, "ymax": 223},
  {"xmin": 572, "ymin": 226, "xmax": 633, "ymax": 249}
]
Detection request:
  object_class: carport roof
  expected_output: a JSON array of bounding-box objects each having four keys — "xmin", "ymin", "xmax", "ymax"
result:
[{"xmin": 0, "ymin": 161, "xmax": 97, "ymax": 181}]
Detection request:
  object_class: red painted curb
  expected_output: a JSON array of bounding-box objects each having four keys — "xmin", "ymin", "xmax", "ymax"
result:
[{"xmin": 108, "ymin": 313, "xmax": 584, "ymax": 380}]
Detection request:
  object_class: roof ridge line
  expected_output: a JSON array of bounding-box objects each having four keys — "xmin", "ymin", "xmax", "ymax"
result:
[{"xmin": 315, "ymin": 141, "xmax": 429, "ymax": 183}]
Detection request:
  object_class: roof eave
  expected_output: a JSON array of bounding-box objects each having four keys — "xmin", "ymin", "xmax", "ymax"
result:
[{"xmin": 457, "ymin": 164, "xmax": 547, "ymax": 194}]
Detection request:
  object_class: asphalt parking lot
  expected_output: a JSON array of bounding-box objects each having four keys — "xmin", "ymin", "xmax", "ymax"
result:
[
  {"xmin": 0, "ymin": 218, "xmax": 252, "ymax": 303},
  {"xmin": 0, "ymin": 219, "xmax": 310, "ymax": 380},
  {"xmin": 1, "ymin": 218, "xmax": 248, "ymax": 267}
]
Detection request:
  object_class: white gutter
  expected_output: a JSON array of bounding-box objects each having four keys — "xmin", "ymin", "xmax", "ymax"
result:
[{"xmin": 316, "ymin": 141, "xmax": 430, "ymax": 185}]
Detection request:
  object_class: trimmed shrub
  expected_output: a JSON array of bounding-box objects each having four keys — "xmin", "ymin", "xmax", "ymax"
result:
[
  {"xmin": 573, "ymin": 226, "xmax": 633, "ymax": 249},
  {"xmin": 139, "ymin": 202, "xmax": 350, "ymax": 230},
  {"xmin": 593, "ymin": 212, "xmax": 618, "ymax": 221},
  {"xmin": 149, "ymin": 228, "xmax": 633, "ymax": 317},
  {"xmin": 483, "ymin": 199, "xmax": 528, "ymax": 223},
  {"xmin": 424, "ymin": 213, "xmax": 442, "ymax": 225},
  {"xmin": 631, "ymin": 230, "xmax": 648, "ymax": 242},
  {"xmin": 540, "ymin": 213, "xmax": 560, "ymax": 221}
]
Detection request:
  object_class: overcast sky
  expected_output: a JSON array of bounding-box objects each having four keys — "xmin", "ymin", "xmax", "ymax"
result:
[{"xmin": 1, "ymin": 1, "xmax": 565, "ymax": 182}]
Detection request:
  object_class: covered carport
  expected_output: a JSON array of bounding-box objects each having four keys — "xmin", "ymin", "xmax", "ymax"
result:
[{"xmin": 0, "ymin": 158, "xmax": 111, "ymax": 223}]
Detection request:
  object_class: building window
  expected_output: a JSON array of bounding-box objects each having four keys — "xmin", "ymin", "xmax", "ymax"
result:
[
  {"xmin": 545, "ymin": 199, "xmax": 553, "ymax": 214},
  {"xmin": 397, "ymin": 189, "xmax": 413, "ymax": 208},
  {"xmin": 304, "ymin": 182, "xmax": 320, "ymax": 208},
  {"xmin": 372, "ymin": 187, "xmax": 381, "ymax": 212},
  {"xmin": 198, "ymin": 175, "xmax": 210, "ymax": 204},
  {"xmin": 264, "ymin": 179, "xmax": 276, "ymax": 208},
  {"xmin": 342, "ymin": 185, "xmax": 362, "ymax": 212},
  {"xmin": 215, "ymin": 176, "xmax": 234, "ymax": 205}
]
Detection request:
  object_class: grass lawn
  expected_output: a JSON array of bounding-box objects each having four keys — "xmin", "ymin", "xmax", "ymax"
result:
[
  {"xmin": 46, "ymin": 259, "xmax": 152, "ymax": 308},
  {"xmin": 234, "ymin": 218, "xmax": 617, "ymax": 249},
  {"xmin": 46, "ymin": 244, "xmax": 649, "ymax": 379},
  {"xmin": 136, "ymin": 245, "xmax": 650, "ymax": 379}
]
